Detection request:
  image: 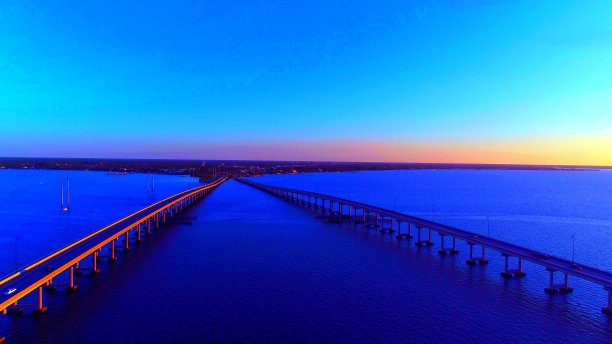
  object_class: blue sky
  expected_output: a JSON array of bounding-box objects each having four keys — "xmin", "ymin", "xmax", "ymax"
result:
[{"xmin": 1, "ymin": 1, "xmax": 610, "ymax": 163}]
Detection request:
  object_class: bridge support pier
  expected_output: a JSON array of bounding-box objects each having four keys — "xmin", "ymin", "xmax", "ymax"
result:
[
  {"xmin": 365, "ymin": 213, "xmax": 379, "ymax": 228},
  {"xmin": 501, "ymin": 254, "xmax": 513, "ymax": 278},
  {"xmin": 466, "ymin": 243, "xmax": 487, "ymax": 265},
  {"xmin": 33, "ymin": 286, "xmax": 47, "ymax": 315},
  {"xmin": 559, "ymin": 273, "xmax": 573, "ymax": 293},
  {"xmin": 396, "ymin": 221, "xmax": 413, "ymax": 239},
  {"xmin": 124, "ymin": 232, "xmax": 131, "ymax": 251},
  {"xmin": 438, "ymin": 235, "xmax": 458, "ymax": 255},
  {"xmin": 501, "ymin": 254, "xmax": 526, "ymax": 278},
  {"xmin": 545, "ymin": 269, "xmax": 558, "ymax": 294},
  {"xmin": 90, "ymin": 251, "xmax": 101, "ymax": 275},
  {"xmin": 544, "ymin": 269, "xmax": 573, "ymax": 294},
  {"xmin": 514, "ymin": 258, "xmax": 526, "ymax": 277},
  {"xmin": 147, "ymin": 219, "xmax": 152, "ymax": 235},
  {"xmin": 603, "ymin": 287, "xmax": 612, "ymax": 316},
  {"xmin": 379, "ymin": 216, "xmax": 393, "ymax": 233},
  {"xmin": 110, "ymin": 240, "xmax": 117, "ymax": 262},
  {"xmin": 415, "ymin": 227, "xmax": 433, "ymax": 247},
  {"xmin": 66, "ymin": 266, "xmax": 78, "ymax": 293},
  {"xmin": 136, "ymin": 224, "xmax": 142, "ymax": 243}
]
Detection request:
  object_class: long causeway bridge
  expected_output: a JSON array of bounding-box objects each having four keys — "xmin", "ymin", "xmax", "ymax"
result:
[
  {"xmin": 237, "ymin": 177, "xmax": 612, "ymax": 316},
  {"xmin": 0, "ymin": 177, "xmax": 226, "ymax": 343}
]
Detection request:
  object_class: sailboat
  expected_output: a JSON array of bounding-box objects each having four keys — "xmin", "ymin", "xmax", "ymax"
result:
[
  {"xmin": 148, "ymin": 175, "xmax": 155, "ymax": 192},
  {"xmin": 147, "ymin": 175, "xmax": 155, "ymax": 192},
  {"xmin": 61, "ymin": 177, "xmax": 71, "ymax": 211}
]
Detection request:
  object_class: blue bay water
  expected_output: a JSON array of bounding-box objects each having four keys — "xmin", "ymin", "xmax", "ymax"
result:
[
  {"xmin": 0, "ymin": 169, "xmax": 611, "ymax": 343},
  {"xmin": 0, "ymin": 169, "xmax": 200, "ymax": 276}
]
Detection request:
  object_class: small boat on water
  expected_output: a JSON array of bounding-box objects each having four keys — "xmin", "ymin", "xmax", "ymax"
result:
[{"xmin": 61, "ymin": 177, "xmax": 70, "ymax": 211}]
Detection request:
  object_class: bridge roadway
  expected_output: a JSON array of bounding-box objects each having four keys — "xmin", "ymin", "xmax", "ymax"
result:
[
  {"xmin": 237, "ymin": 178, "xmax": 612, "ymax": 315},
  {"xmin": 0, "ymin": 177, "xmax": 226, "ymax": 321}
]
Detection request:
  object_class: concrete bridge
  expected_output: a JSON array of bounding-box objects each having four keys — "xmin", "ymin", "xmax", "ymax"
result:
[
  {"xmin": 0, "ymin": 177, "xmax": 226, "ymax": 343},
  {"xmin": 237, "ymin": 178, "xmax": 612, "ymax": 316}
]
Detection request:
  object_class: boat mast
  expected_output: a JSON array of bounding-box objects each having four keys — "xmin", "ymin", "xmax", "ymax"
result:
[{"xmin": 67, "ymin": 177, "xmax": 71, "ymax": 210}]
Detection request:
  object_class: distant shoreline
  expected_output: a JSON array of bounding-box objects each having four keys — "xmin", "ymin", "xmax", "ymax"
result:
[{"xmin": 0, "ymin": 157, "xmax": 607, "ymax": 180}]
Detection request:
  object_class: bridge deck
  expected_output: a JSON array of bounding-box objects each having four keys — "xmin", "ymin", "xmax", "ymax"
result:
[
  {"xmin": 238, "ymin": 178, "xmax": 612, "ymax": 290},
  {"xmin": 0, "ymin": 178, "xmax": 225, "ymax": 312}
]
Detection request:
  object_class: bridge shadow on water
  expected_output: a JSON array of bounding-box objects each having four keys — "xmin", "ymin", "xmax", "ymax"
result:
[{"xmin": 3, "ymin": 180, "xmax": 611, "ymax": 343}]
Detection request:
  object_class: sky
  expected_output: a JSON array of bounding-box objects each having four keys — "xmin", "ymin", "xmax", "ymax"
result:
[{"xmin": 0, "ymin": 0, "xmax": 611, "ymax": 165}]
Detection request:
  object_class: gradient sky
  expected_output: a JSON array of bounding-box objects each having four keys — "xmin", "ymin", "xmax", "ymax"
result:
[{"xmin": 1, "ymin": 1, "xmax": 611, "ymax": 165}]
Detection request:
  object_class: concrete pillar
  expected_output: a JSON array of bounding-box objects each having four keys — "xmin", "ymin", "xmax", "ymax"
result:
[
  {"xmin": 416, "ymin": 227, "xmax": 433, "ymax": 247},
  {"xmin": 545, "ymin": 268, "xmax": 558, "ymax": 294},
  {"xmin": 438, "ymin": 234, "xmax": 447, "ymax": 255},
  {"xmin": 466, "ymin": 243, "xmax": 476, "ymax": 265},
  {"xmin": 124, "ymin": 231, "xmax": 131, "ymax": 251},
  {"xmin": 136, "ymin": 224, "xmax": 142, "ymax": 243},
  {"xmin": 559, "ymin": 273, "xmax": 573, "ymax": 293},
  {"xmin": 450, "ymin": 237, "xmax": 458, "ymax": 254},
  {"xmin": 110, "ymin": 240, "xmax": 117, "ymax": 262},
  {"xmin": 34, "ymin": 286, "xmax": 47, "ymax": 314},
  {"xmin": 603, "ymin": 287, "xmax": 612, "ymax": 316},
  {"xmin": 67, "ymin": 266, "xmax": 77, "ymax": 292},
  {"xmin": 91, "ymin": 251, "xmax": 100, "ymax": 275},
  {"xmin": 501, "ymin": 254, "xmax": 512, "ymax": 278},
  {"xmin": 479, "ymin": 246, "xmax": 488, "ymax": 265},
  {"xmin": 515, "ymin": 258, "xmax": 526, "ymax": 277}
]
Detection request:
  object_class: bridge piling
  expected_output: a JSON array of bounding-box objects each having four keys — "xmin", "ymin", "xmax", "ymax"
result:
[
  {"xmin": 603, "ymin": 288, "xmax": 612, "ymax": 315},
  {"xmin": 110, "ymin": 240, "xmax": 117, "ymax": 262},
  {"xmin": 415, "ymin": 227, "xmax": 433, "ymax": 247},
  {"xmin": 90, "ymin": 251, "xmax": 100, "ymax": 275},
  {"xmin": 501, "ymin": 254, "xmax": 512, "ymax": 278},
  {"xmin": 124, "ymin": 232, "xmax": 131, "ymax": 251},
  {"xmin": 396, "ymin": 221, "xmax": 411, "ymax": 239},
  {"xmin": 136, "ymin": 224, "xmax": 142, "ymax": 243},
  {"xmin": 559, "ymin": 273, "xmax": 573, "ymax": 293},
  {"xmin": 438, "ymin": 234, "xmax": 457, "ymax": 255},
  {"xmin": 545, "ymin": 268, "xmax": 559, "ymax": 294},
  {"xmin": 66, "ymin": 266, "xmax": 77, "ymax": 293},
  {"xmin": 514, "ymin": 258, "xmax": 526, "ymax": 277},
  {"xmin": 33, "ymin": 286, "xmax": 47, "ymax": 315},
  {"xmin": 466, "ymin": 243, "xmax": 487, "ymax": 265}
]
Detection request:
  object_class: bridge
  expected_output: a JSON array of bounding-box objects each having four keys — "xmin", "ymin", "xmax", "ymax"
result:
[
  {"xmin": 237, "ymin": 178, "xmax": 612, "ymax": 316},
  {"xmin": 0, "ymin": 177, "xmax": 226, "ymax": 343}
]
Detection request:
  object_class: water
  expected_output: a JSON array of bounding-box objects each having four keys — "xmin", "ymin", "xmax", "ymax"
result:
[
  {"xmin": 1, "ymin": 169, "xmax": 611, "ymax": 343},
  {"xmin": 254, "ymin": 169, "xmax": 612, "ymax": 271},
  {"xmin": 0, "ymin": 169, "xmax": 200, "ymax": 276}
]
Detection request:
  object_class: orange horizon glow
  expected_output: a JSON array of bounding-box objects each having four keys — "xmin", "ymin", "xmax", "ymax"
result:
[{"xmin": 151, "ymin": 134, "xmax": 611, "ymax": 167}]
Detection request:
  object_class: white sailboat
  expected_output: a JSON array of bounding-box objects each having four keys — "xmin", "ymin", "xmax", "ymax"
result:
[{"xmin": 61, "ymin": 177, "xmax": 71, "ymax": 211}]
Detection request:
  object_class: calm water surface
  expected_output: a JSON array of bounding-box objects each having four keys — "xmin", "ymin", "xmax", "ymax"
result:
[{"xmin": 0, "ymin": 169, "xmax": 611, "ymax": 343}]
